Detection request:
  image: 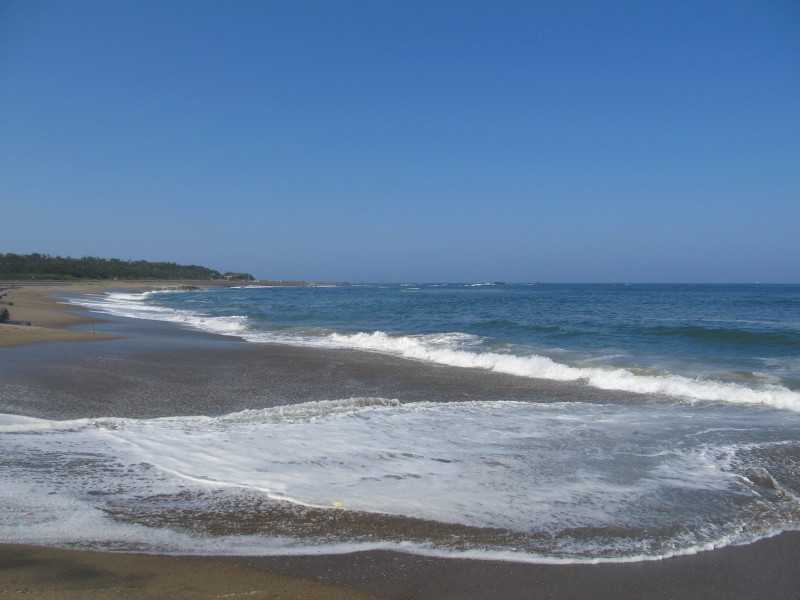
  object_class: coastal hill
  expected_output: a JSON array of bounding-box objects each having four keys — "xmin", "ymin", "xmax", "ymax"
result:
[{"xmin": 0, "ymin": 253, "xmax": 253, "ymax": 281}]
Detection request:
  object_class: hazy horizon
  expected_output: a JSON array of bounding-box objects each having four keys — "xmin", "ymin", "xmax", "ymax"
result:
[{"xmin": 3, "ymin": 2, "xmax": 798, "ymax": 282}]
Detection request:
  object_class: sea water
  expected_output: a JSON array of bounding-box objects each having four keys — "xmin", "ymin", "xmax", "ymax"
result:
[{"xmin": 2, "ymin": 283, "xmax": 799, "ymax": 562}]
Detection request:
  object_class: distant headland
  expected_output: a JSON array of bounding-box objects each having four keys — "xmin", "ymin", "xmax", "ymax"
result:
[{"xmin": 0, "ymin": 253, "xmax": 255, "ymax": 282}]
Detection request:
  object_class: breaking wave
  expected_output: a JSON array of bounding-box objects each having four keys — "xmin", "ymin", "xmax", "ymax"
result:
[
  {"xmin": 68, "ymin": 291, "xmax": 800, "ymax": 413},
  {"xmin": 2, "ymin": 398, "xmax": 799, "ymax": 562}
]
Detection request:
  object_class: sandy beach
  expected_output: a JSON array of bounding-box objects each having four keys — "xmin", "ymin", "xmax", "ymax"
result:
[
  {"xmin": 0, "ymin": 283, "xmax": 107, "ymax": 346},
  {"xmin": 0, "ymin": 543, "xmax": 383, "ymax": 600},
  {"xmin": 1, "ymin": 283, "xmax": 800, "ymax": 599},
  {"xmin": 3, "ymin": 533, "xmax": 800, "ymax": 599},
  {"xmin": 0, "ymin": 281, "xmax": 232, "ymax": 347}
]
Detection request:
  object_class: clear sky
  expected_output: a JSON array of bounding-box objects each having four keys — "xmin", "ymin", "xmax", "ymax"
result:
[{"xmin": 2, "ymin": 1, "xmax": 798, "ymax": 282}]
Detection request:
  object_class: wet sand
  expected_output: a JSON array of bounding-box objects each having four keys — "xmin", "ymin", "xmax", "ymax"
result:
[
  {"xmin": 0, "ymin": 329, "xmax": 657, "ymax": 419},
  {"xmin": 1, "ymin": 285, "xmax": 800, "ymax": 598},
  {"xmin": 0, "ymin": 544, "xmax": 383, "ymax": 600},
  {"xmin": 3, "ymin": 534, "xmax": 800, "ymax": 600},
  {"xmin": 0, "ymin": 323, "xmax": 114, "ymax": 347},
  {"xmin": 255, "ymin": 533, "xmax": 800, "ymax": 600}
]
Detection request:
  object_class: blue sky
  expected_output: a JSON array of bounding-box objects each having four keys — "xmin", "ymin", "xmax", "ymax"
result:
[{"xmin": 2, "ymin": 1, "xmax": 798, "ymax": 282}]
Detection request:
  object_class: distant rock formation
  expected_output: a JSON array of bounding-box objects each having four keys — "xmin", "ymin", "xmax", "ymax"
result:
[{"xmin": 223, "ymin": 272, "xmax": 256, "ymax": 281}]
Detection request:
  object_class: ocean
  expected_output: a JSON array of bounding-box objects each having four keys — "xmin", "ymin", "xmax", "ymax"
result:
[{"xmin": 2, "ymin": 283, "xmax": 800, "ymax": 563}]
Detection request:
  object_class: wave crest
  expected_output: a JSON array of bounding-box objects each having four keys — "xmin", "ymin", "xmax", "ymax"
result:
[
  {"xmin": 647, "ymin": 325, "xmax": 800, "ymax": 347},
  {"xmin": 324, "ymin": 331, "xmax": 800, "ymax": 412},
  {"xmin": 69, "ymin": 293, "xmax": 800, "ymax": 413}
]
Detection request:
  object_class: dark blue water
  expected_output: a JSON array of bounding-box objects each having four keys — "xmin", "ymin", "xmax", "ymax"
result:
[{"xmin": 152, "ymin": 283, "xmax": 800, "ymax": 394}]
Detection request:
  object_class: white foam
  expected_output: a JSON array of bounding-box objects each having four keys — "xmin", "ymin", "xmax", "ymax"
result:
[
  {"xmin": 0, "ymin": 413, "xmax": 94, "ymax": 433},
  {"xmin": 71, "ymin": 292, "xmax": 250, "ymax": 337},
  {"xmin": 68, "ymin": 293, "xmax": 800, "ymax": 412},
  {"xmin": 231, "ymin": 285, "xmax": 294, "ymax": 289},
  {"xmin": 2, "ymin": 399, "xmax": 799, "ymax": 561},
  {"xmin": 320, "ymin": 331, "xmax": 800, "ymax": 412}
]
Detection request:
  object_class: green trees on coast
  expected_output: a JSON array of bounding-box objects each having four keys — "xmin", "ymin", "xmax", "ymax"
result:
[{"xmin": 0, "ymin": 253, "xmax": 244, "ymax": 280}]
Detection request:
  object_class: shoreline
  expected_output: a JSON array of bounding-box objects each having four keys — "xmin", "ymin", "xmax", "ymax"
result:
[
  {"xmin": 2, "ymin": 284, "xmax": 800, "ymax": 598},
  {"xmin": 4, "ymin": 532, "xmax": 800, "ymax": 599},
  {"xmin": 0, "ymin": 543, "xmax": 384, "ymax": 600},
  {"xmin": 0, "ymin": 280, "xmax": 233, "ymax": 347}
]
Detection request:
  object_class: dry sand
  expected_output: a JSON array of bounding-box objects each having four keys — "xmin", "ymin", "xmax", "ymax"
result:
[{"xmin": 0, "ymin": 280, "xmax": 229, "ymax": 347}]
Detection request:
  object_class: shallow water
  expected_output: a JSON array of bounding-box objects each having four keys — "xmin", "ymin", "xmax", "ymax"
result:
[{"xmin": 2, "ymin": 397, "xmax": 800, "ymax": 561}]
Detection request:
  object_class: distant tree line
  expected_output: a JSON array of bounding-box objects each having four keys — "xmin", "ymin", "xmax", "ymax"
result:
[{"xmin": 0, "ymin": 253, "xmax": 251, "ymax": 280}]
